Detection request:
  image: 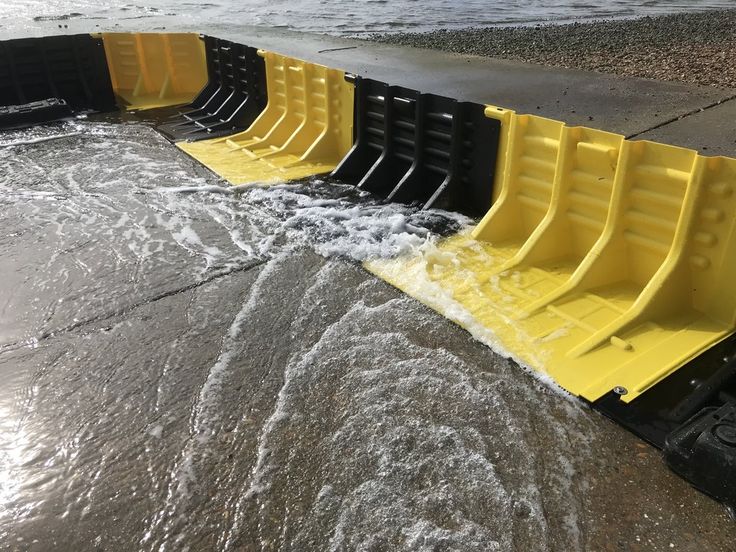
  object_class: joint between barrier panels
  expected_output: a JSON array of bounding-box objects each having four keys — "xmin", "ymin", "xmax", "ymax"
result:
[{"xmin": 332, "ymin": 76, "xmax": 501, "ymax": 216}]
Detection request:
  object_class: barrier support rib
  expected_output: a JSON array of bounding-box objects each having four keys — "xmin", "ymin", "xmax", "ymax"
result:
[
  {"xmin": 366, "ymin": 105, "xmax": 736, "ymax": 404},
  {"xmin": 332, "ymin": 80, "xmax": 501, "ymax": 215},
  {"xmin": 178, "ymin": 50, "xmax": 354, "ymax": 184}
]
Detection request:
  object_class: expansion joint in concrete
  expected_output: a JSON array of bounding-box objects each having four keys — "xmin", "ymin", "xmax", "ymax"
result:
[
  {"xmin": 627, "ymin": 93, "xmax": 736, "ymax": 139},
  {"xmin": 0, "ymin": 259, "xmax": 268, "ymax": 354}
]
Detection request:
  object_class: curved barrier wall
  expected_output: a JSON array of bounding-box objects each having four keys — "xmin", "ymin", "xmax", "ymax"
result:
[
  {"xmin": 0, "ymin": 31, "xmax": 734, "ymax": 510},
  {"xmin": 179, "ymin": 50, "xmax": 355, "ymax": 183},
  {"xmin": 100, "ymin": 32, "xmax": 208, "ymax": 110}
]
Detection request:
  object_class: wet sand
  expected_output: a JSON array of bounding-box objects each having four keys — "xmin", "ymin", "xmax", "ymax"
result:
[{"xmin": 371, "ymin": 10, "xmax": 736, "ymax": 89}]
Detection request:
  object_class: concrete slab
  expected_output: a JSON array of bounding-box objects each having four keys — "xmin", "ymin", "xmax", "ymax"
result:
[
  {"xmin": 6, "ymin": 23, "xmax": 734, "ymax": 148},
  {"xmin": 0, "ymin": 120, "xmax": 263, "ymax": 347},
  {"xmin": 2, "ymin": 249, "xmax": 735, "ymax": 551},
  {"xmin": 635, "ymin": 97, "xmax": 736, "ymax": 156},
  {"xmin": 1, "ymin": 25, "xmax": 735, "ymax": 550},
  {"xmin": 204, "ymin": 25, "xmax": 734, "ymax": 138}
]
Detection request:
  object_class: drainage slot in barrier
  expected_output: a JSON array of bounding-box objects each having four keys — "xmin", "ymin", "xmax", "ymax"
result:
[
  {"xmin": 179, "ymin": 50, "xmax": 354, "ymax": 184},
  {"xmin": 332, "ymin": 77, "xmax": 501, "ymax": 216},
  {"xmin": 0, "ymin": 34, "xmax": 115, "ymax": 114},
  {"xmin": 156, "ymin": 37, "xmax": 267, "ymax": 141},
  {"xmin": 100, "ymin": 32, "xmax": 208, "ymax": 111}
]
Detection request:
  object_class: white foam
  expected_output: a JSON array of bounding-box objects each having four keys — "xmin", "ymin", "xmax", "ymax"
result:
[
  {"xmin": 214, "ymin": 285, "xmax": 590, "ymax": 550},
  {"xmin": 148, "ymin": 424, "xmax": 163, "ymax": 439},
  {"xmin": 237, "ymin": 185, "xmax": 471, "ymax": 262},
  {"xmin": 368, "ymin": 237, "xmax": 572, "ymax": 399}
]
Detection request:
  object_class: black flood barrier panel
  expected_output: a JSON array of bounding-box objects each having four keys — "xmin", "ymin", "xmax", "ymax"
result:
[
  {"xmin": 595, "ymin": 335, "xmax": 736, "ymax": 448},
  {"xmin": 665, "ymin": 402, "xmax": 736, "ymax": 511},
  {"xmin": 155, "ymin": 36, "xmax": 268, "ymax": 142},
  {"xmin": 595, "ymin": 337, "xmax": 736, "ymax": 511},
  {"xmin": 0, "ymin": 34, "xmax": 115, "ymax": 115},
  {"xmin": 332, "ymin": 77, "xmax": 501, "ymax": 217},
  {"xmin": 0, "ymin": 98, "xmax": 73, "ymax": 130}
]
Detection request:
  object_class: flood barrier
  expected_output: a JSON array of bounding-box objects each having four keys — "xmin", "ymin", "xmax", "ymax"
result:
[
  {"xmin": 0, "ymin": 34, "xmax": 115, "ymax": 114},
  {"xmin": 100, "ymin": 32, "xmax": 208, "ymax": 111},
  {"xmin": 332, "ymin": 78, "xmax": 501, "ymax": 215},
  {"xmin": 367, "ymin": 111, "xmax": 736, "ymax": 405},
  {"xmin": 156, "ymin": 37, "xmax": 267, "ymax": 141},
  {"xmin": 0, "ymin": 31, "xmax": 734, "ymax": 512},
  {"xmin": 179, "ymin": 50, "xmax": 354, "ymax": 184}
]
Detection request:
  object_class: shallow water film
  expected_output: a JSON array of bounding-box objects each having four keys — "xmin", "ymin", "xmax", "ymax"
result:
[{"xmin": 0, "ymin": 121, "xmax": 735, "ymax": 551}]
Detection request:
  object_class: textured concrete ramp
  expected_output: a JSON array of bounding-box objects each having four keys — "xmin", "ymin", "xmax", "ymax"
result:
[
  {"xmin": 1, "ymin": 121, "xmax": 735, "ymax": 551},
  {"xmin": 2, "ymin": 251, "xmax": 735, "ymax": 550},
  {"xmin": 0, "ymin": 123, "xmax": 271, "ymax": 346},
  {"xmin": 206, "ymin": 25, "xmax": 735, "ymax": 138}
]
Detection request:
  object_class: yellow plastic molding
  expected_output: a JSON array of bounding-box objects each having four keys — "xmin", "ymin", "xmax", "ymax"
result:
[
  {"xmin": 179, "ymin": 50, "xmax": 354, "ymax": 185},
  {"xmin": 367, "ymin": 107, "xmax": 736, "ymax": 403},
  {"xmin": 100, "ymin": 33, "xmax": 207, "ymax": 110}
]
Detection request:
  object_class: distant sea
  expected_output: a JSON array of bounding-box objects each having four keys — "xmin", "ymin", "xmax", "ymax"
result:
[{"xmin": 1, "ymin": 0, "xmax": 733, "ymax": 36}]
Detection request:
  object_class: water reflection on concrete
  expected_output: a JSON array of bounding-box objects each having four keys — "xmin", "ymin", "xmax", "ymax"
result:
[{"xmin": 0, "ymin": 121, "xmax": 734, "ymax": 551}]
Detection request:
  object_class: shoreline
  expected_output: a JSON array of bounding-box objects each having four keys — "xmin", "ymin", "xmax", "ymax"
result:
[{"xmin": 369, "ymin": 10, "xmax": 736, "ymax": 89}]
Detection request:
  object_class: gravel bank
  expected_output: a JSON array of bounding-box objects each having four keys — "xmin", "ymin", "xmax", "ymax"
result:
[{"xmin": 371, "ymin": 10, "xmax": 736, "ymax": 89}]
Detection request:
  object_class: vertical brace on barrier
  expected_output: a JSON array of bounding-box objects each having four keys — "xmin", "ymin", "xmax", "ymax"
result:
[
  {"xmin": 425, "ymin": 101, "xmax": 502, "ymax": 215},
  {"xmin": 332, "ymin": 77, "xmax": 386, "ymax": 182},
  {"xmin": 177, "ymin": 50, "xmax": 354, "ymax": 184},
  {"xmin": 358, "ymin": 86, "xmax": 419, "ymax": 195},
  {"xmin": 388, "ymin": 93, "xmax": 440, "ymax": 205},
  {"xmin": 173, "ymin": 39, "xmax": 230, "ymax": 119},
  {"xmin": 178, "ymin": 37, "xmax": 220, "ymax": 113},
  {"xmin": 422, "ymin": 99, "xmax": 464, "ymax": 211},
  {"xmin": 154, "ymin": 37, "xmax": 267, "ymax": 141},
  {"xmin": 332, "ymin": 77, "xmax": 501, "ymax": 216},
  {"xmin": 100, "ymin": 33, "xmax": 208, "ymax": 112}
]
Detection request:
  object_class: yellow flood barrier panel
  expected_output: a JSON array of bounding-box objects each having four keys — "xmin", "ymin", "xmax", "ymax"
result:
[
  {"xmin": 367, "ymin": 106, "xmax": 736, "ymax": 403},
  {"xmin": 100, "ymin": 33, "xmax": 207, "ymax": 110},
  {"xmin": 179, "ymin": 50, "xmax": 354, "ymax": 185}
]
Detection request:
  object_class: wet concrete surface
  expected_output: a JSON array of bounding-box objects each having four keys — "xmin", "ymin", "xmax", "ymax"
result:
[
  {"xmin": 0, "ymin": 123, "xmax": 260, "ymax": 347},
  {"xmin": 635, "ymin": 97, "xmax": 736, "ymax": 157},
  {"xmin": 1, "ymin": 121, "xmax": 736, "ymax": 551},
  {"xmin": 206, "ymin": 25, "xmax": 735, "ymax": 139},
  {"xmin": 5, "ymin": 23, "xmax": 735, "ymax": 141}
]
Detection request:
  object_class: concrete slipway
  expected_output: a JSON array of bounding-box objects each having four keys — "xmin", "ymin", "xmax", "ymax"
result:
[{"xmin": 1, "ymin": 24, "xmax": 736, "ymax": 551}]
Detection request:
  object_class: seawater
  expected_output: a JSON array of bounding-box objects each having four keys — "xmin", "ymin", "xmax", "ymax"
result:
[{"xmin": 1, "ymin": 0, "xmax": 733, "ymax": 36}]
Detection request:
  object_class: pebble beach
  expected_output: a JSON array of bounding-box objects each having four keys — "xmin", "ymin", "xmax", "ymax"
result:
[{"xmin": 371, "ymin": 10, "xmax": 736, "ymax": 89}]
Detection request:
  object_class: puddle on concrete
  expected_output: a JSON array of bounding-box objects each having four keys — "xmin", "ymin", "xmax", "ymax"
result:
[
  {"xmin": 1, "ymin": 120, "xmax": 735, "ymax": 551},
  {"xmin": 0, "ymin": 120, "xmax": 466, "ymax": 347}
]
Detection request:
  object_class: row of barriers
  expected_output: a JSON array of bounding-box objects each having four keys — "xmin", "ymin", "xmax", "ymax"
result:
[{"xmin": 0, "ymin": 31, "xmax": 734, "ymax": 510}]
